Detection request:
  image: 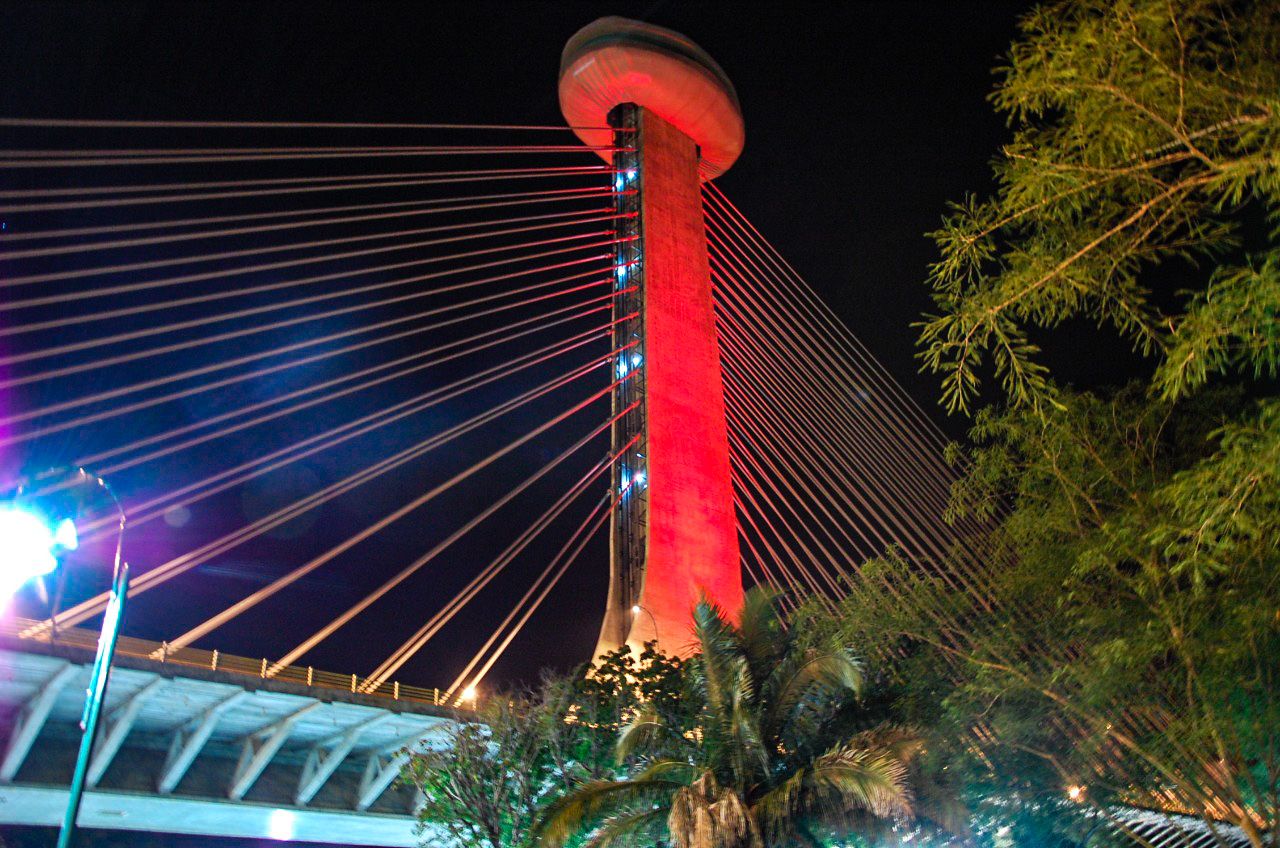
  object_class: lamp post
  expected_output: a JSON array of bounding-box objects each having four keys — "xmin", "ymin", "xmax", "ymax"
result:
[
  {"xmin": 630, "ymin": 604, "xmax": 659, "ymax": 647},
  {"xmin": 1, "ymin": 469, "xmax": 128, "ymax": 848}
]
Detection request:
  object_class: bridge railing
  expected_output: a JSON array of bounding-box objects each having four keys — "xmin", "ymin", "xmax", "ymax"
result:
[{"xmin": 1, "ymin": 616, "xmax": 454, "ymax": 708}]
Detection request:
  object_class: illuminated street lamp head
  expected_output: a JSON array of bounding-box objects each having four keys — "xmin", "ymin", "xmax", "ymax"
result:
[
  {"xmin": 0, "ymin": 504, "xmax": 77, "ymax": 599},
  {"xmin": 1067, "ymin": 784, "xmax": 1085, "ymax": 802},
  {"xmin": 460, "ymin": 685, "xmax": 478, "ymax": 703}
]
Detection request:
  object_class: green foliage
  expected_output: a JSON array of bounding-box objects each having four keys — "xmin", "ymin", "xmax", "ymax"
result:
[
  {"xmin": 406, "ymin": 645, "xmax": 684, "ymax": 848},
  {"xmin": 1157, "ymin": 255, "xmax": 1280, "ymax": 398},
  {"xmin": 908, "ymin": 2, "xmax": 1280, "ymax": 844},
  {"xmin": 918, "ymin": 0, "xmax": 1280, "ymax": 415},
  {"xmin": 925, "ymin": 389, "xmax": 1276, "ymax": 841},
  {"xmin": 535, "ymin": 589, "xmax": 952, "ymax": 848}
]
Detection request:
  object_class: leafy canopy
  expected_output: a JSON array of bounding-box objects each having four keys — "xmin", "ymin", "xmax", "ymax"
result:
[
  {"xmin": 904, "ymin": 2, "xmax": 1280, "ymax": 846},
  {"xmin": 918, "ymin": 0, "xmax": 1279, "ymax": 414}
]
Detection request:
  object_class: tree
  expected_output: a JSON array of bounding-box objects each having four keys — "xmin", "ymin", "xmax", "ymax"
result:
[
  {"xmin": 405, "ymin": 678, "xmax": 567, "ymax": 848},
  {"xmin": 918, "ymin": 0, "xmax": 1278, "ymax": 416},
  {"xmin": 536, "ymin": 588, "xmax": 950, "ymax": 848},
  {"xmin": 910, "ymin": 1, "xmax": 1279, "ymax": 845},
  {"xmin": 405, "ymin": 646, "xmax": 683, "ymax": 848},
  {"xmin": 832, "ymin": 389, "xmax": 1278, "ymax": 848}
]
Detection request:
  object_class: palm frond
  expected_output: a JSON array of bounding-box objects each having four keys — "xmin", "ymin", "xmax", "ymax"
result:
[
  {"xmin": 802, "ymin": 740, "xmax": 917, "ymax": 821},
  {"xmin": 616, "ymin": 703, "xmax": 665, "ymax": 764},
  {"xmin": 533, "ymin": 778, "xmax": 681, "ymax": 848},
  {"xmin": 726, "ymin": 656, "xmax": 770, "ymax": 785},
  {"xmin": 842, "ymin": 724, "xmax": 926, "ymax": 764},
  {"xmin": 750, "ymin": 767, "xmax": 807, "ymax": 844},
  {"xmin": 765, "ymin": 650, "xmax": 865, "ymax": 741},
  {"xmin": 691, "ymin": 596, "xmax": 745, "ymax": 740},
  {"xmin": 631, "ymin": 758, "xmax": 699, "ymax": 783},
  {"xmin": 736, "ymin": 586, "xmax": 785, "ymax": 673},
  {"xmin": 692, "ymin": 597, "xmax": 740, "ymax": 699},
  {"xmin": 583, "ymin": 807, "xmax": 669, "ymax": 848}
]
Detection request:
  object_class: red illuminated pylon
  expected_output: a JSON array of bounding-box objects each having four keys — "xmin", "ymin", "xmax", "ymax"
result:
[{"xmin": 560, "ymin": 18, "xmax": 746, "ymax": 657}]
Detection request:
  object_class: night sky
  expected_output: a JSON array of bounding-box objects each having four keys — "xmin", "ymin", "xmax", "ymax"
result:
[
  {"xmin": 0, "ymin": 2, "xmax": 1058, "ymax": 701},
  {"xmin": 0, "ymin": 3, "xmax": 1080, "ymax": 846}
]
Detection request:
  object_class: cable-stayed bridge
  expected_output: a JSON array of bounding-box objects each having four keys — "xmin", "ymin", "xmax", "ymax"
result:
[{"xmin": 0, "ymin": 18, "xmax": 1024, "ymax": 847}]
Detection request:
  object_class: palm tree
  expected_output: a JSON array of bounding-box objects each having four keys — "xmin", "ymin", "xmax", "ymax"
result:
[{"xmin": 536, "ymin": 588, "xmax": 938, "ymax": 848}]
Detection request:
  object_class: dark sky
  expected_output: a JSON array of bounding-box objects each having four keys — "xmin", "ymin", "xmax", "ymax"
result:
[
  {"xmin": 0, "ymin": 2, "xmax": 1042, "ymax": 696},
  {"xmin": 2, "ymin": 0, "xmax": 1038, "ymax": 425}
]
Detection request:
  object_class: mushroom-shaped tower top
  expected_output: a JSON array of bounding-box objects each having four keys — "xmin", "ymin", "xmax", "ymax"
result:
[{"xmin": 559, "ymin": 17, "xmax": 745, "ymax": 180}]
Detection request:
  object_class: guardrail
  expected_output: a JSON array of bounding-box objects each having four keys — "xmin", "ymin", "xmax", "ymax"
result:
[{"xmin": 1, "ymin": 616, "xmax": 459, "ymax": 709}]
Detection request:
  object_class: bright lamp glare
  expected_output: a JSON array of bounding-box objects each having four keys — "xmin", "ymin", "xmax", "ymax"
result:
[
  {"xmin": 0, "ymin": 506, "xmax": 65, "ymax": 596},
  {"xmin": 461, "ymin": 685, "xmax": 478, "ymax": 702},
  {"xmin": 53, "ymin": 518, "xmax": 78, "ymax": 551}
]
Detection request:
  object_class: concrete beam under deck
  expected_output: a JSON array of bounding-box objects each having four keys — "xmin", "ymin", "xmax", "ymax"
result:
[{"xmin": 0, "ymin": 783, "xmax": 429, "ymax": 846}]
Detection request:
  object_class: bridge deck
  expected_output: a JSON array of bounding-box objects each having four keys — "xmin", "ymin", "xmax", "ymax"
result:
[{"xmin": 0, "ymin": 633, "xmax": 459, "ymax": 845}]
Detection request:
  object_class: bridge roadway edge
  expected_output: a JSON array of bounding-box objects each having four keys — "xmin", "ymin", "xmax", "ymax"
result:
[{"xmin": 0, "ymin": 635, "xmax": 458, "ymax": 717}]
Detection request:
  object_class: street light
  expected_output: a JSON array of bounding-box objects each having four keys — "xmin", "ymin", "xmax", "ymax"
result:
[
  {"xmin": 0, "ymin": 504, "xmax": 77, "ymax": 600},
  {"xmin": 2, "ymin": 469, "xmax": 128, "ymax": 848},
  {"xmin": 630, "ymin": 603, "xmax": 659, "ymax": 645}
]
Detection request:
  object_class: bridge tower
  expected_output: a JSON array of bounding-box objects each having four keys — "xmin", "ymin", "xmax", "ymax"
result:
[{"xmin": 559, "ymin": 18, "xmax": 746, "ymax": 656}]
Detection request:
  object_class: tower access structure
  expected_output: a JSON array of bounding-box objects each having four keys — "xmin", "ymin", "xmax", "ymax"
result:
[{"xmin": 559, "ymin": 17, "xmax": 746, "ymax": 657}]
